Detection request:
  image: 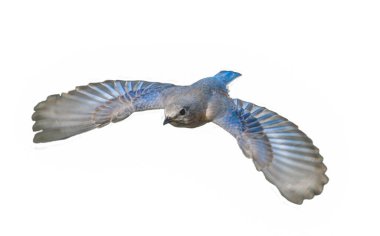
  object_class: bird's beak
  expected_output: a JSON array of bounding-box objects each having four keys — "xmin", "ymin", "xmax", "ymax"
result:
[{"xmin": 163, "ymin": 117, "xmax": 171, "ymax": 125}]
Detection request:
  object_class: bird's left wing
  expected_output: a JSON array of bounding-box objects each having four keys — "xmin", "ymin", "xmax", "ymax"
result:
[
  {"xmin": 32, "ymin": 80, "xmax": 175, "ymax": 143},
  {"xmin": 213, "ymin": 98, "xmax": 328, "ymax": 204}
]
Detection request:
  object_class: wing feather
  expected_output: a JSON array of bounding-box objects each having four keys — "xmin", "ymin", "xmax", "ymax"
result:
[
  {"xmin": 214, "ymin": 99, "xmax": 328, "ymax": 204},
  {"xmin": 32, "ymin": 80, "xmax": 175, "ymax": 143}
]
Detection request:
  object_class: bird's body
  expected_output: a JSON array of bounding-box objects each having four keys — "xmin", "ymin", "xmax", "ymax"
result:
[
  {"xmin": 162, "ymin": 73, "xmax": 234, "ymax": 128},
  {"xmin": 32, "ymin": 71, "xmax": 328, "ymax": 204}
]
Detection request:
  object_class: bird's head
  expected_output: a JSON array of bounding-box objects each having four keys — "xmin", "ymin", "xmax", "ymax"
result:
[{"xmin": 163, "ymin": 102, "xmax": 207, "ymax": 128}]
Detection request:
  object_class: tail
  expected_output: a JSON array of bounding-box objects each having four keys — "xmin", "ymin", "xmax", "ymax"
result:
[{"xmin": 214, "ymin": 71, "xmax": 242, "ymax": 84}]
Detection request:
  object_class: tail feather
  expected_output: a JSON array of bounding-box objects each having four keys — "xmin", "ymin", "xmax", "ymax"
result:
[{"xmin": 214, "ymin": 71, "xmax": 242, "ymax": 84}]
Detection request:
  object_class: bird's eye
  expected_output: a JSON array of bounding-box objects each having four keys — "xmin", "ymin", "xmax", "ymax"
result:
[{"xmin": 179, "ymin": 108, "xmax": 186, "ymax": 115}]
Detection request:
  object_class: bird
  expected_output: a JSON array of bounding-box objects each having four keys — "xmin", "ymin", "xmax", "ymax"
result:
[{"xmin": 32, "ymin": 70, "xmax": 328, "ymax": 204}]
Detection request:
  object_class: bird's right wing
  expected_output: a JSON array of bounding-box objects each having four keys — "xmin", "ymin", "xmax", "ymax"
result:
[
  {"xmin": 32, "ymin": 80, "xmax": 175, "ymax": 143},
  {"xmin": 214, "ymin": 99, "xmax": 328, "ymax": 204}
]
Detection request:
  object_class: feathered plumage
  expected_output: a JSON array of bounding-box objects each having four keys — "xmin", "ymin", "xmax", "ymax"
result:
[{"xmin": 32, "ymin": 71, "xmax": 328, "ymax": 204}]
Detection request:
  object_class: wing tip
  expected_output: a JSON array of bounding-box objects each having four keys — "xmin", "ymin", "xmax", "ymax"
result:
[
  {"xmin": 283, "ymin": 170, "xmax": 329, "ymax": 205},
  {"xmin": 33, "ymin": 132, "xmax": 45, "ymax": 143}
]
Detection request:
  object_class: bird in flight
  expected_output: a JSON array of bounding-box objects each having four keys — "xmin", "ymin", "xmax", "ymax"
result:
[{"xmin": 32, "ymin": 71, "xmax": 328, "ymax": 204}]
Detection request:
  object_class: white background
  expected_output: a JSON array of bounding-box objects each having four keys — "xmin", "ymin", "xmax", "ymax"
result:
[{"xmin": 0, "ymin": 1, "xmax": 379, "ymax": 235}]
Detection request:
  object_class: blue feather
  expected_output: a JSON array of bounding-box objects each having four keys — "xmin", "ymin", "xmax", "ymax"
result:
[{"xmin": 213, "ymin": 71, "xmax": 241, "ymax": 84}]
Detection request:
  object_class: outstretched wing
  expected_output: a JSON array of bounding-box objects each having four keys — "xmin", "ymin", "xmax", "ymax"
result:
[
  {"xmin": 214, "ymin": 99, "xmax": 328, "ymax": 204},
  {"xmin": 32, "ymin": 80, "xmax": 175, "ymax": 143}
]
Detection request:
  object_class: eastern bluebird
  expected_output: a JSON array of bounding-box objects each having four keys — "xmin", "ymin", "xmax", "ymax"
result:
[{"xmin": 32, "ymin": 71, "xmax": 328, "ymax": 204}]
